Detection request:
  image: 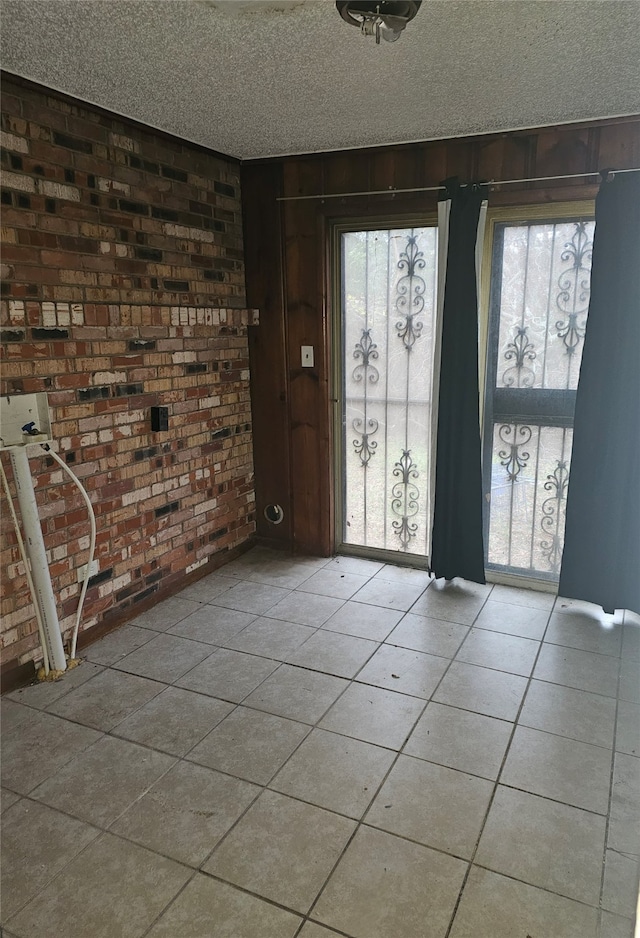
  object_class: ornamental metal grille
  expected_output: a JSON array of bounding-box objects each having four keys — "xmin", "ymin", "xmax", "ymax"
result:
[
  {"xmin": 341, "ymin": 227, "xmax": 438, "ymax": 555},
  {"xmin": 484, "ymin": 217, "xmax": 595, "ymax": 580},
  {"xmin": 496, "ymin": 220, "xmax": 593, "ymax": 391},
  {"xmin": 487, "ymin": 423, "xmax": 574, "ymax": 576}
]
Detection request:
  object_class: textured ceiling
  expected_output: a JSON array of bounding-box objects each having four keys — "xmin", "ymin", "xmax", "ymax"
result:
[{"xmin": 1, "ymin": 0, "xmax": 639, "ymax": 160}]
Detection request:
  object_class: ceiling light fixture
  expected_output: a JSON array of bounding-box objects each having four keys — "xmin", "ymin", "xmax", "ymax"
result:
[{"xmin": 336, "ymin": 1, "xmax": 421, "ymax": 44}]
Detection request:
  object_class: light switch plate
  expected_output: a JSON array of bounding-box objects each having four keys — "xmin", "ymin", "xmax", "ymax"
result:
[{"xmin": 301, "ymin": 345, "xmax": 314, "ymax": 367}]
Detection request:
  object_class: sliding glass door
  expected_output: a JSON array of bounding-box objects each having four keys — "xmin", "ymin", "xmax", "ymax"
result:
[
  {"xmin": 337, "ymin": 224, "xmax": 437, "ymax": 560},
  {"xmin": 482, "ymin": 208, "xmax": 595, "ymax": 582},
  {"xmin": 335, "ymin": 205, "xmax": 595, "ymax": 584}
]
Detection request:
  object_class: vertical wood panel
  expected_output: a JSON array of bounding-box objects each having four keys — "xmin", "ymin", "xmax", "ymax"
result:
[
  {"xmin": 419, "ymin": 141, "xmax": 448, "ymax": 188},
  {"xmin": 473, "ymin": 134, "xmax": 534, "ymax": 185},
  {"xmin": 531, "ymin": 128, "xmax": 591, "ymax": 192},
  {"xmin": 596, "ymin": 122, "xmax": 640, "ymax": 172},
  {"xmin": 241, "ymin": 162, "xmax": 292, "ymax": 544},
  {"xmin": 370, "ymin": 145, "xmax": 423, "ymax": 191},
  {"xmin": 323, "ymin": 150, "xmax": 371, "ymax": 194},
  {"xmin": 283, "ymin": 160, "xmax": 333, "ymax": 555},
  {"xmin": 445, "ymin": 138, "xmax": 475, "ymax": 182}
]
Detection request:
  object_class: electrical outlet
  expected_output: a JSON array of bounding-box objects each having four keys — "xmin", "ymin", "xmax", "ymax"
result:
[{"xmin": 77, "ymin": 559, "xmax": 99, "ymax": 582}]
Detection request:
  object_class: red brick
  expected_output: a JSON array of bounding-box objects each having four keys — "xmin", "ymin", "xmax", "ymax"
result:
[{"xmin": 1, "ymin": 77, "xmax": 254, "ymax": 671}]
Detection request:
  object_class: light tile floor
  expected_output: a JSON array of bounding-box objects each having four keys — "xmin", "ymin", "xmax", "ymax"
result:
[{"xmin": 1, "ymin": 546, "xmax": 639, "ymax": 938}]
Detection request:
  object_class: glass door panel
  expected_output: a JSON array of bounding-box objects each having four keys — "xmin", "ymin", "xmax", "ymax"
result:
[
  {"xmin": 483, "ymin": 215, "xmax": 595, "ymax": 581},
  {"xmin": 340, "ymin": 226, "xmax": 437, "ymax": 557}
]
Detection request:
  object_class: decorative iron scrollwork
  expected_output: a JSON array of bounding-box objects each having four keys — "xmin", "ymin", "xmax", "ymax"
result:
[
  {"xmin": 391, "ymin": 449, "xmax": 420, "ymax": 549},
  {"xmin": 502, "ymin": 327, "xmax": 537, "ymax": 388},
  {"xmin": 555, "ymin": 221, "xmax": 593, "ymax": 356},
  {"xmin": 556, "ymin": 312, "xmax": 586, "ymax": 357},
  {"xmin": 395, "ymin": 235, "xmax": 426, "ymax": 351},
  {"xmin": 540, "ymin": 459, "xmax": 570, "ymax": 573},
  {"xmin": 498, "ymin": 423, "xmax": 533, "ymax": 481},
  {"xmin": 352, "ymin": 328, "xmax": 379, "ymax": 383},
  {"xmin": 352, "ymin": 416, "xmax": 379, "ymax": 468},
  {"xmin": 351, "ymin": 327, "xmax": 379, "ymax": 468}
]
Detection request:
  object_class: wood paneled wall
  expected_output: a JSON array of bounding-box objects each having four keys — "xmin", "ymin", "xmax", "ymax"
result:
[{"xmin": 242, "ymin": 117, "xmax": 640, "ymax": 556}]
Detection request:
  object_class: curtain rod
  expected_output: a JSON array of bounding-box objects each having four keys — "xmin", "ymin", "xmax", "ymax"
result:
[{"xmin": 275, "ymin": 166, "xmax": 640, "ymax": 203}]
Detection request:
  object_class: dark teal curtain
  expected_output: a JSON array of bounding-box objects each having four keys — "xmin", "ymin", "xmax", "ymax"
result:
[
  {"xmin": 430, "ymin": 180, "xmax": 486, "ymax": 583},
  {"xmin": 558, "ymin": 172, "xmax": 640, "ymax": 614}
]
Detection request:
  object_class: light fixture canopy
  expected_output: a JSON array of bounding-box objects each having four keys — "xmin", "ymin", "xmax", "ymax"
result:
[{"xmin": 336, "ymin": 1, "xmax": 421, "ymax": 44}]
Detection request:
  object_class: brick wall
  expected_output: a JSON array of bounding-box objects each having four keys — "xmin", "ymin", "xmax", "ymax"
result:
[{"xmin": 0, "ymin": 77, "xmax": 256, "ymax": 671}]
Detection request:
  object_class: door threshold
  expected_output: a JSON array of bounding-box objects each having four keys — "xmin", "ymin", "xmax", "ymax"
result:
[
  {"xmin": 485, "ymin": 570, "xmax": 558, "ymax": 594},
  {"xmin": 337, "ymin": 544, "xmax": 430, "ymax": 571},
  {"xmin": 339, "ymin": 546, "xmax": 558, "ymax": 594}
]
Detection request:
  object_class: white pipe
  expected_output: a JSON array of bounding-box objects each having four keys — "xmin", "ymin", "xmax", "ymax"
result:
[
  {"xmin": 0, "ymin": 457, "xmax": 50, "ymax": 675},
  {"xmin": 44, "ymin": 446, "xmax": 96, "ymax": 660},
  {"xmin": 8, "ymin": 446, "xmax": 66, "ymax": 672}
]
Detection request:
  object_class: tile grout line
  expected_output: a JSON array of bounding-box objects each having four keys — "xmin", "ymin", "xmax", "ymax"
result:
[
  {"xmin": 244, "ymin": 577, "xmax": 443, "ymax": 933},
  {"xmin": 105, "ymin": 572, "xmax": 631, "ymax": 938},
  {"xmin": 5, "ymin": 554, "xmax": 633, "ymax": 936},
  {"xmin": 6, "ymin": 624, "xmax": 622, "ymax": 925},
  {"xmin": 165, "ymin": 577, "xmax": 337, "ymax": 703},
  {"xmin": 440, "ymin": 590, "xmax": 628, "ymax": 934},
  {"xmin": 162, "ymin": 568, "xmax": 393, "ymax": 891},
  {"xmin": 1, "ymin": 807, "xmax": 105, "ymax": 927},
  {"xmin": 0, "ymin": 567, "xmax": 456, "ymax": 935},
  {"xmin": 8, "ymin": 768, "xmax": 614, "ymax": 938},
  {"xmin": 596, "ymin": 642, "xmax": 624, "ymax": 935},
  {"xmin": 3, "ymin": 653, "xmax": 251, "ymax": 933},
  {"xmin": 138, "ymin": 870, "xmax": 202, "ymax": 938},
  {"xmin": 126, "ymin": 593, "xmax": 326, "ymax": 938},
  {"xmin": 137, "ymin": 563, "xmax": 406, "ymax": 937},
  {"xmin": 5, "ymin": 594, "xmax": 620, "ymax": 758},
  {"xmin": 441, "ymin": 591, "xmax": 557, "ymax": 938},
  {"xmin": 301, "ymin": 579, "xmax": 496, "ymax": 934}
]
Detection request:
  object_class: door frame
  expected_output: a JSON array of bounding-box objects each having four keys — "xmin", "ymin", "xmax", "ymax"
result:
[{"xmin": 328, "ymin": 200, "xmax": 596, "ymax": 585}]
